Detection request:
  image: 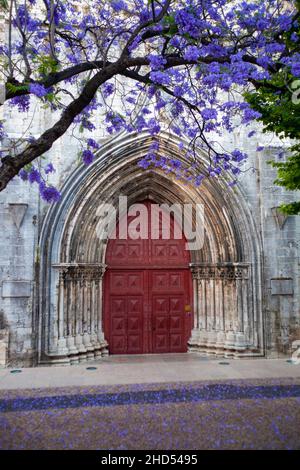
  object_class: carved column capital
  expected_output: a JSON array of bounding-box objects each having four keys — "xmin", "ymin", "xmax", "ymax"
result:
[
  {"xmin": 189, "ymin": 263, "xmax": 249, "ymax": 280},
  {"xmin": 53, "ymin": 263, "xmax": 107, "ymax": 281}
]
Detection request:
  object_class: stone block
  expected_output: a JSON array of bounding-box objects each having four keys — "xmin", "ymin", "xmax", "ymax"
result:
[
  {"xmin": 271, "ymin": 278, "xmax": 293, "ymax": 296},
  {"xmin": 1, "ymin": 280, "xmax": 31, "ymax": 298}
]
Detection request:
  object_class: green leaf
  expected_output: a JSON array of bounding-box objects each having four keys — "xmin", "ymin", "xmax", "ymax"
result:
[
  {"xmin": 32, "ymin": 55, "xmax": 60, "ymax": 77},
  {"xmin": 6, "ymin": 83, "xmax": 29, "ymax": 93},
  {"xmin": 0, "ymin": 0, "xmax": 9, "ymax": 11}
]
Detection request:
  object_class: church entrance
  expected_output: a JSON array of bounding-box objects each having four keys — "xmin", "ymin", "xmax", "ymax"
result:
[
  {"xmin": 40, "ymin": 134, "xmax": 264, "ymax": 364},
  {"xmin": 103, "ymin": 201, "xmax": 193, "ymax": 354}
]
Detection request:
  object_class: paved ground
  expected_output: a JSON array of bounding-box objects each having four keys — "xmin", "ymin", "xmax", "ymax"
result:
[
  {"xmin": 0, "ymin": 354, "xmax": 300, "ymax": 389},
  {"xmin": 0, "ymin": 355, "xmax": 300, "ymax": 450}
]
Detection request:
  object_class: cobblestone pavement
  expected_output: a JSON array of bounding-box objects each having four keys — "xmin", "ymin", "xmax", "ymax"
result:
[{"xmin": 0, "ymin": 377, "xmax": 300, "ymax": 450}]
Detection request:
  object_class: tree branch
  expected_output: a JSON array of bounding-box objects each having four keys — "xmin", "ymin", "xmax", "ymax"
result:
[{"xmin": 0, "ymin": 61, "xmax": 124, "ymax": 192}]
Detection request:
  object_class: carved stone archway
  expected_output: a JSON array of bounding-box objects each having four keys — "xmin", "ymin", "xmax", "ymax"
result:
[{"xmin": 38, "ymin": 132, "xmax": 264, "ymax": 364}]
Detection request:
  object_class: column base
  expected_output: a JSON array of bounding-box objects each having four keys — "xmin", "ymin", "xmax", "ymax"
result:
[{"xmin": 188, "ymin": 329, "xmax": 258, "ymax": 358}]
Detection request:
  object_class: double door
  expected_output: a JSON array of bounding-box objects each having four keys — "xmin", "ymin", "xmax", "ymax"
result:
[{"xmin": 104, "ymin": 269, "xmax": 192, "ymax": 354}]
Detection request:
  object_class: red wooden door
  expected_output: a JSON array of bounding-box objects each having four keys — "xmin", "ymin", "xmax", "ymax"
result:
[
  {"xmin": 150, "ymin": 270, "xmax": 190, "ymax": 353},
  {"xmin": 104, "ymin": 201, "xmax": 192, "ymax": 354},
  {"xmin": 105, "ymin": 270, "xmax": 146, "ymax": 354}
]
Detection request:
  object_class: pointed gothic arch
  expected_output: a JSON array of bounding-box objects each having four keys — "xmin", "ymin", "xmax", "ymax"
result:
[{"xmin": 38, "ymin": 132, "xmax": 264, "ymax": 364}]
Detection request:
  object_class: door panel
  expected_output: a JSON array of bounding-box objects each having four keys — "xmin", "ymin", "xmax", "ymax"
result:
[
  {"xmin": 105, "ymin": 271, "xmax": 145, "ymax": 354},
  {"xmin": 150, "ymin": 271, "xmax": 188, "ymax": 353},
  {"xmin": 152, "ymin": 295, "xmax": 169, "ymax": 353},
  {"xmin": 127, "ymin": 297, "xmax": 143, "ymax": 353}
]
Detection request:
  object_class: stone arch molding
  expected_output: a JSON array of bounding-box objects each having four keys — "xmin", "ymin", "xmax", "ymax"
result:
[{"xmin": 39, "ymin": 131, "xmax": 264, "ymax": 364}]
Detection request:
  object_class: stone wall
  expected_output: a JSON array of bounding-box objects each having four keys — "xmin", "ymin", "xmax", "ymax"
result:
[
  {"xmin": 0, "ymin": 22, "xmax": 299, "ymax": 367},
  {"xmin": 0, "ymin": 119, "xmax": 299, "ymax": 366}
]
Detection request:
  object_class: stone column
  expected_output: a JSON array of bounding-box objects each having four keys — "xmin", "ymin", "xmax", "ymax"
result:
[
  {"xmin": 96, "ymin": 265, "xmax": 108, "ymax": 355},
  {"xmin": 66, "ymin": 279, "xmax": 78, "ymax": 358},
  {"xmin": 82, "ymin": 278, "xmax": 94, "ymax": 359},
  {"xmin": 188, "ymin": 268, "xmax": 202, "ymax": 350},
  {"xmin": 51, "ymin": 263, "xmax": 107, "ymax": 364},
  {"xmin": 75, "ymin": 274, "xmax": 87, "ymax": 358},
  {"xmin": 56, "ymin": 271, "xmax": 68, "ymax": 356},
  {"xmin": 189, "ymin": 263, "xmax": 252, "ymax": 357}
]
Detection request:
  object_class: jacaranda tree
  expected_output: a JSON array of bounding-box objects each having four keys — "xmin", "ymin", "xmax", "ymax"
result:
[{"xmin": 0, "ymin": 0, "xmax": 299, "ymax": 202}]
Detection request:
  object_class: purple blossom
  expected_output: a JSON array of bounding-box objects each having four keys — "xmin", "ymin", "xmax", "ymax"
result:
[
  {"xmin": 147, "ymin": 85, "xmax": 157, "ymax": 98},
  {"xmin": 40, "ymin": 185, "xmax": 61, "ymax": 203},
  {"xmin": 242, "ymin": 107, "xmax": 262, "ymax": 124},
  {"xmin": 173, "ymin": 86, "xmax": 185, "ymax": 97},
  {"xmin": 149, "ymin": 140, "xmax": 159, "ymax": 152},
  {"xmin": 201, "ymin": 108, "xmax": 218, "ymax": 120},
  {"xmin": 28, "ymin": 167, "xmax": 41, "ymax": 184},
  {"xmin": 14, "ymin": 5, "xmax": 40, "ymax": 32},
  {"xmin": 80, "ymin": 118, "xmax": 96, "ymax": 132},
  {"xmin": 128, "ymin": 34, "xmax": 142, "ymax": 53},
  {"xmin": 135, "ymin": 115, "xmax": 147, "ymax": 132},
  {"xmin": 82, "ymin": 149, "xmax": 94, "ymax": 165},
  {"xmin": 126, "ymin": 97, "xmax": 136, "ymax": 105},
  {"xmin": 175, "ymin": 8, "xmax": 203, "ymax": 39},
  {"xmin": 29, "ymin": 83, "xmax": 49, "ymax": 98},
  {"xmin": 0, "ymin": 122, "xmax": 6, "ymax": 141},
  {"xmin": 195, "ymin": 174, "xmax": 204, "ymax": 186},
  {"xmin": 111, "ymin": 1, "xmax": 126, "ymax": 12},
  {"xmin": 19, "ymin": 169, "xmax": 28, "ymax": 181},
  {"xmin": 257, "ymin": 19, "xmax": 269, "ymax": 31},
  {"xmin": 257, "ymin": 56, "xmax": 273, "ymax": 69},
  {"xmin": 232, "ymin": 150, "xmax": 247, "ymax": 163},
  {"xmin": 265, "ymin": 43, "xmax": 285, "ymax": 54},
  {"xmin": 106, "ymin": 112, "xmax": 125, "ymax": 134},
  {"xmin": 10, "ymin": 95, "xmax": 30, "ymax": 112},
  {"xmin": 155, "ymin": 98, "xmax": 167, "ymax": 110},
  {"xmin": 149, "ymin": 71, "xmax": 171, "ymax": 86},
  {"xmin": 291, "ymin": 63, "xmax": 300, "ymax": 77},
  {"xmin": 170, "ymin": 36, "xmax": 181, "ymax": 48},
  {"xmin": 148, "ymin": 118, "xmax": 161, "ymax": 136},
  {"xmin": 248, "ymin": 130, "xmax": 256, "ymax": 138},
  {"xmin": 171, "ymin": 101, "xmax": 184, "ymax": 118},
  {"xmin": 87, "ymin": 138, "xmax": 100, "ymax": 150},
  {"xmin": 45, "ymin": 163, "xmax": 55, "ymax": 174},
  {"xmin": 148, "ymin": 54, "xmax": 167, "ymax": 71},
  {"xmin": 291, "ymin": 32, "xmax": 299, "ymax": 43},
  {"xmin": 102, "ymin": 82, "xmax": 114, "ymax": 98},
  {"xmin": 170, "ymin": 159, "xmax": 182, "ymax": 169},
  {"xmin": 138, "ymin": 158, "xmax": 151, "ymax": 169},
  {"xmin": 184, "ymin": 46, "xmax": 201, "ymax": 62}
]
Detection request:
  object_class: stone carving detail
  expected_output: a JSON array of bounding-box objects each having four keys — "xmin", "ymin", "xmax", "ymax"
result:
[
  {"xmin": 8, "ymin": 203, "xmax": 28, "ymax": 230},
  {"xmin": 48, "ymin": 263, "xmax": 108, "ymax": 364},
  {"xmin": 190, "ymin": 264, "xmax": 249, "ymax": 280},
  {"xmin": 56, "ymin": 263, "xmax": 106, "ymax": 282},
  {"xmin": 271, "ymin": 207, "xmax": 289, "ymax": 230},
  {"xmin": 188, "ymin": 263, "xmax": 260, "ymax": 358}
]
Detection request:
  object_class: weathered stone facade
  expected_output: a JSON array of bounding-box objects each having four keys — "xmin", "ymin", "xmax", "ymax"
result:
[
  {"xmin": 0, "ymin": 126, "xmax": 299, "ymax": 366},
  {"xmin": 0, "ymin": 16, "xmax": 299, "ymax": 367}
]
